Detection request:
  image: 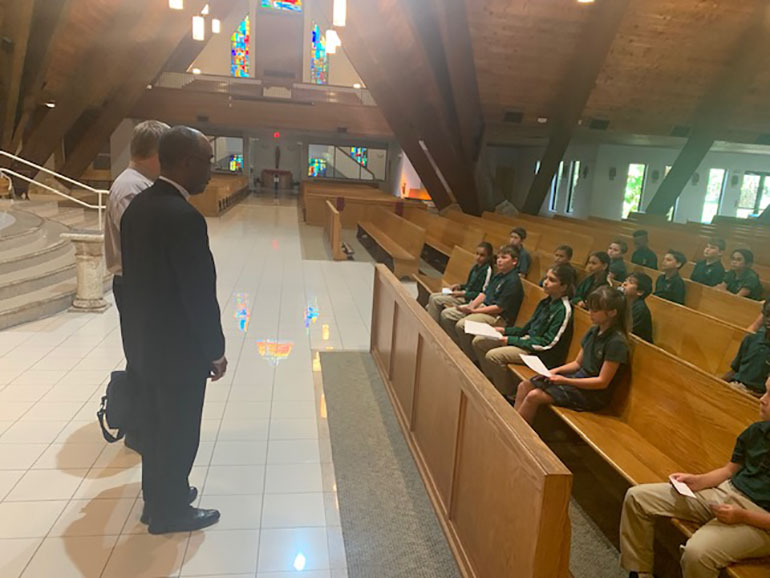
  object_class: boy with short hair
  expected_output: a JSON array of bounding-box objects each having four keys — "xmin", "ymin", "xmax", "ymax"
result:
[
  {"xmin": 621, "ymin": 273, "xmax": 654, "ymax": 344},
  {"xmin": 631, "ymin": 230, "xmax": 658, "ymax": 270},
  {"xmin": 539, "ymin": 245, "xmax": 573, "ymax": 287},
  {"xmin": 620, "ymin": 376, "xmax": 770, "ymax": 578},
  {"xmin": 653, "ymin": 250, "xmax": 687, "ymax": 305},
  {"xmin": 608, "ymin": 239, "xmax": 629, "ymax": 283},
  {"xmin": 722, "ymin": 300, "xmax": 770, "ymax": 397},
  {"xmin": 509, "ymin": 227, "xmax": 531, "ymax": 278},
  {"xmin": 691, "ymin": 238, "xmax": 726, "ymax": 287},
  {"xmin": 440, "ymin": 245, "xmax": 524, "ymax": 359}
]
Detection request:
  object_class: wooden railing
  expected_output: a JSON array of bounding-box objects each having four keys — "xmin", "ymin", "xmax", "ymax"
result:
[{"xmin": 371, "ymin": 264, "xmax": 572, "ymax": 578}]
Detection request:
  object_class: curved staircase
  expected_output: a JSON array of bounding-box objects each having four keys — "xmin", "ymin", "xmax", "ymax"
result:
[{"xmin": 0, "ymin": 201, "xmax": 108, "ymax": 330}]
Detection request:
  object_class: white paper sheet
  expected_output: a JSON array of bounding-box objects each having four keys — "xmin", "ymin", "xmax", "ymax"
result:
[
  {"xmin": 441, "ymin": 288, "xmax": 453, "ymax": 295},
  {"xmin": 464, "ymin": 320, "xmax": 502, "ymax": 339},
  {"xmin": 669, "ymin": 475, "xmax": 697, "ymax": 498},
  {"xmin": 520, "ymin": 354, "xmax": 552, "ymax": 377}
]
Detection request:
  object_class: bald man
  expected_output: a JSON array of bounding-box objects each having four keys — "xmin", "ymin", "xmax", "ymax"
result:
[{"xmin": 121, "ymin": 126, "xmax": 226, "ymax": 534}]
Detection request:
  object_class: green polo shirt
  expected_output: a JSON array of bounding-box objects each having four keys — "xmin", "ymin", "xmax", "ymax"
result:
[
  {"xmin": 731, "ymin": 421, "xmax": 770, "ymax": 510},
  {"xmin": 580, "ymin": 325, "xmax": 630, "ymax": 379},
  {"xmin": 731, "ymin": 328, "xmax": 770, "ymax": 393},
  {"xmin": 631, "ymin": 298, "xmax": 653, "ymax": 344},
  {"xmin": 609, "ymin": 258, "xmax": 627, "ymax": 282},
  {"xmin": 690, "ymin": 259, "xmax": 725, "ymax": 287},
  {"xmin": 515, "ymin": 246, "xmax": 531, "ymax": 276},
  {"xmin": 631, "ymin": 247, "xmax": 658, "ymax": 270},
  {"xmin": 571, "ymin": 274, "xmax": 609, "ymax": 305},
  {"xmin": 460, "ymin": 263, "xmax": 492, "ymax": 301},
  {"xmin": 483, "ymin": 269, "xmax": 523, "ymax": 325},
  {"xmin": 724, "ymin": 269, "xmax": 764, "ymax": 301},
  {"xmin": 654, "ymin": 272, "xmax": 686, "ymax": 305}
]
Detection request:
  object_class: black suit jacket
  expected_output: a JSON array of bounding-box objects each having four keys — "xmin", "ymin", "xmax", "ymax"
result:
[{"xmin": 120, "ymin": 180, "xmax": 225, "ymax": 383}]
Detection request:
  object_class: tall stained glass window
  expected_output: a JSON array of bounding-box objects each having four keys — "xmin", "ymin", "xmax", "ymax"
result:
[
  {"xmin": 231, "ymin": 16, "xmax": 250, "ymax": 77},
  {"xmin": 261, "ymin": 0, "xmax": 302, "ymax": 12},
  {"xmin": 310, "ymin": 25, "xmax": 328, "ymax": 85},
  {"xmin": 350, "ymin": 147, "xmax": 368, "ymax": 167}
]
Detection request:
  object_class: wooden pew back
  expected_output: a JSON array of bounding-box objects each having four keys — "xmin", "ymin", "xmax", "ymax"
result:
[
  {"xmin": 444, "ymin": 211, "xmax": 543, "ymax": 257},
  {"xmin": 403, "ymin": 208, "xmax": 485, "ymax": 254},
  {"xmin": 443, "ymin": 246, "xmax": 477, "ymax": 287},
  {"xmin": 372, "ymin": 265, "xmax": 572, "ymax": 578},
  {"xmin": 373, "ymin": 207, "xmax": 426, "ymax": 258},
  {"xmin": 324, "ymin": 201, "xmax": 345, "ymax": 261}
]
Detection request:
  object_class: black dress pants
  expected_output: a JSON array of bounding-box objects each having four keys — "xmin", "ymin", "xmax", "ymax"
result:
[{"xmin": 140, "ymin": 373, "xmax": 206, "ymax": 521}]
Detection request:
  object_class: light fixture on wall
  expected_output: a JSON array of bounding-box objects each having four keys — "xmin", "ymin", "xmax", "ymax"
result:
[
  {"xmin": 201, "ymin": 4, "xmax": 209, "ymax": 15},
  {"xmin": 609, "ymin": 167, "xmax": 617, "ymax": 180},
  {"xmin": 192, "ymin": 68, "xmax": 202, "ymax": 75},
  {"xmin": 192, "ymin": 15, "xmax": 205, "ymax": 40},
  {"xmin": 651, "ymin": 169, "xmax": 660, "ymax": 182},
  {"xmin": 353, "ymin": 83, "xmax": 361, "ymax": 89},
  {"xmin": 211, "ymin": 18, "xmax": 221, "ymax": 33},
  {"xmin": 333, "ymin": 0, "xmax": 347, "ymax": 27},
  {"xmin": 326, "ymin": 29, "xmax": 341, "ymax": 54},
  {"xmin": 169, "ymin": 0, "xmax": 183, "ymax": 9},
  {"xmin": 691, "ymin": 172, "xmax": 700, "ymax": 185}
]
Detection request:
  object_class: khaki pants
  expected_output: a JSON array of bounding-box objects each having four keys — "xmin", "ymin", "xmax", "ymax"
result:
[
  {"xmin": 426, "ymin": 293, "xmax": 464, "ymax": 323},
  {"xmin": 439, "ymin": 307, "xmax": 502, "ymax": 359},
  {"xmin": 472, "ymin": 338, "xmax": 528, "ymax": 396},
  {"xmin": 620, "ymin": 481, "xmax": 770, "ymax": 578}
]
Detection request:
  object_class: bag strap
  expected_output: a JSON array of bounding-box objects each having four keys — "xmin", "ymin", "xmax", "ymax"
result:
[{"xmin": 97, "ymin": 396, "xmax": 124, "ymax": 443}]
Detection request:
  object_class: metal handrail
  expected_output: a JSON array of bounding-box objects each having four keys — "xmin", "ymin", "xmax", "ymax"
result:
[{"xmin": 0, "ymin": 150, "xmax": 108, "ymax": 230}]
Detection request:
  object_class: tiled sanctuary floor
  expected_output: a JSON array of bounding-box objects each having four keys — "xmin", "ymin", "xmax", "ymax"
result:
[{"xmin": 0, "ymin": 196, "xmax": 372, "ymax": 577}]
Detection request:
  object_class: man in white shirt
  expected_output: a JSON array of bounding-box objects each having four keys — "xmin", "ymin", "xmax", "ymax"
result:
[{"xmin": 105, "ymin": 120, "xmax": 169, "ymax": 454}]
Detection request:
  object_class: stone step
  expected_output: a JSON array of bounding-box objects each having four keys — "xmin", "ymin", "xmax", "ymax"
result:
[
  {"xmin": 0, "ymin": 252, "xmax": 76, "ymax": 301},
  {"xmin": 0, "ymin": 210, "xmax": 46, "ymax": 252}
]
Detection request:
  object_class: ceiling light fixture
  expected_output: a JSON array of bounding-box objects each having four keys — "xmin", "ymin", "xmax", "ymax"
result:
[
  {"xmin": 201, "ymin": 3, "xmax": 209, "ymax": 14},
  {"xmin": 326, "ymin": 29, "xmax": 341, "ymax": 54},
  {"xmin": 537, "ymin": 117, "xmax": 549, "ymax": 124},
  {"xmin": 169, "ymin": 0, "xmax": 183, "ymax": 9},
  {"xmin": 211, "ymin": 18, "xmax": 221, "ymax": 33},
  {"xmin": 577, "ymin": 0, "xmax": 595, "ymax": 3},
  {"xmin": 192, "ymin": 68, "xmax": 202, "ymax": 75},
  {"xmin": 192, "ymin": 15, "xmax": 205, "ymax": 40},
  {"xmin": 353, "ymin": 83, "xmax": 361, "ymax": 89},
  {"xmin": 333, "ymin": 0, "xmax": 347, "ymax": 27},
  {"xmin": 44, "ymin": 102, "xmax": 56, "ymax": 109}
]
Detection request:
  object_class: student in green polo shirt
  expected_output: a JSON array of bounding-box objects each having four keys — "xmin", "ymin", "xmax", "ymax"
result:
[
  {"xmin": 722, "ymin": 300, "xmax": 770, "ymax": 397},
  {"xmin": 572, "ymin": 251, "xmax": 610, "ymax": 309},
  {"xmin": 472, "ymin": 263, "xmax": 576, "ymax": 397},
  {"xmin": 608, "ymin": 239, "xmax": 629, "ymax": 283},
  {"xmin": 620, "ymin": 375, "xmax": 770, "ymax": 578},
  {"xmin": 717, "ymin": 248, "xmax": 764, "ymax": 301},
  {"xmin": 653, "ymin": 250, "xmax": 687, "ymax": 305},
  {"xmin": 539, "ymin": 245, "xmax": 573, "ymax": 287},
  {"xmin": 631, "ymin": 230, "xmax": 658, "ymax": 270},
  {"xmin": 621, "ymin": 272, "xmax": 654, "ymax": 344},
  {"xmin": 691, "ymin": 238, "xmax": 726, "ymax": 287},
  {"xmin": 439, "ymin": 245, "xmax": 524, "ymax": 359},
  {"xmin": 426, "ymin": 242, "xmax": 494, "ymax": 322},
  {"xmin": 508, "ymin": 227, "xmax": 531, "ymax": 278},
  {"xmin": 514, "ymin": 285, "xmax": 630, "ymax": 424}
]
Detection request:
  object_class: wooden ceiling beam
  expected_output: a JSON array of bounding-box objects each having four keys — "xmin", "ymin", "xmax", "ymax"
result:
[
  {"xmin": 0, "ymin": 0, "xmax": 36, "ymax": 149},
  {"xmin": 521, "ymin": 0, "xmax": 630, "ymax": 215},
  {"xmin": 646, "ymin": 1, "xmax": 770, "ymax": 216}
]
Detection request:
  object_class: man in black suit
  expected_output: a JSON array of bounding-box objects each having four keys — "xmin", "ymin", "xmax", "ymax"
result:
[{"xmin": 121, "ymin": 126, "xmax": 227, "ymax": 534}]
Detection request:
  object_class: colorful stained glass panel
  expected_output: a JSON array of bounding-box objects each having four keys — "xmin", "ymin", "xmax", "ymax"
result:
[
  {"xmin": 350, "ymin": 147, "xmax": 368, "ymax": 167},
  {"xmin": 231, "ymin": 16, "xmax": 250, "ymax": 77},
  {"xmin": 310, "ymin": 24, "xmax": 328, "ymax": 85},
  {"xmin": 261, "ymin": 0, "xmax": 302, "ymax": 12},
  {"xmin": 308, "ymin": 158, "xmax": 327, "ymax": 177}
]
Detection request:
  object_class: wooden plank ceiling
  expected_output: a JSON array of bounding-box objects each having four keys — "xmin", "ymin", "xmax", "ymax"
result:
[{"xmin": 468, "ymin": 0, "xmax": 770, "ymax": 143}]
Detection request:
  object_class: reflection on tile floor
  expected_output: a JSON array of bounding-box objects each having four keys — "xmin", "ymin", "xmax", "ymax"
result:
[{"xmin": 0, "ymin": 199, "xmax": 368, "ymax": 577}]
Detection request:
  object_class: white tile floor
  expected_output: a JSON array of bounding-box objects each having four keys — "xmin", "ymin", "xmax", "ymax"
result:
[{"xmin": 0, "ymin": 197, "xmax": 373, "ymax": 577}]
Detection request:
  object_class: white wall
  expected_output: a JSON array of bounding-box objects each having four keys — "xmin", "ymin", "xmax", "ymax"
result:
[
  {"xmin": 392, "ymin": 151, "xmax": 422, "ymax": 197},
  {"xmin": 504, "ymin": 142, "xmax": 770, "ymax": 223}
]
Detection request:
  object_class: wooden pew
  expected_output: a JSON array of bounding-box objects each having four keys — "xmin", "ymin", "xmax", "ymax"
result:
[
  {"xmin": 188, "ymin": 174, "xmax": 249, "ymax": 217},
  {"xmin": 324, "ymin": 200, "xmax": 346, "ymax": 261},
  {"xmin": 443, "ymin": 211, "xmax": 543, "ymax": 263},
  {"xmin": 357, "ymin": 208, "xmax": 426, "ymax": 279},
  {"xmin": 371, "ymin": 265, "xmax": 572, "ymax": 578},
  {"xmin": 413, "ymin": 246, "xmax": 476, "ymax": 306},
  {"xmin": 547, "ymin": 215, "xmax": 635, "ymax": 260},
  {"xmin": 504, "ymin": 281, "xmax": 767, "ymax": 577},
  {"xmin": 403, "ymin": 208, "xmax": 485, "ymax": 257},
  {"xmin": 481, "ymin": 212, "xmax": 595, "ymax": 265},
  {"xmin": 630, "ymin": 263, "xmax": 763, "ymax": 328}
]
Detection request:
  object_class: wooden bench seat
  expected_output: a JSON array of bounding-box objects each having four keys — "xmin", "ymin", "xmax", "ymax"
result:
[
  {"xmin": 412, "ymin": 246, "xmax": 476, "ymax": 306},
  {"xmin": 503, "ymin": 280, "xmax": 767, "ymax": 577},
  {"xmin": 358, "ymin": 208, "xmax": 426, "ymax": 279}
]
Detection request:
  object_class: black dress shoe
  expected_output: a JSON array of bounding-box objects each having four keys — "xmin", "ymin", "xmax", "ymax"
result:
[
  {"xmin": 148, "ymin": 507, "xmax": 220, "ymax": 535},
  {"xmin": 140, "ymin": 486, "xmax": 198, "ymax": 525}
]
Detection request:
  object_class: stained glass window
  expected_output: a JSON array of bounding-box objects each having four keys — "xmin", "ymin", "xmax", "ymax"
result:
[
  {"xmin": 261, "ymin": 0, "xmax": 302, "ymax": 12},
  {"xmin": 231, "ymin": 16, "xmax": 250, "ymax": 78},
  {"xmin": 310, "ymin": 25, "xmax": 328, "ymax": 85},
  {"xmin": 308, "ymin": 158, "xmax": 327, "ymax": 177},
  {"xmin": 350, "ymin": 147, "xmax": 368, "ymax": 167},
  {"xmin": 229, "ymin": 154, "xmax": 243, "ymax": 172}
]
